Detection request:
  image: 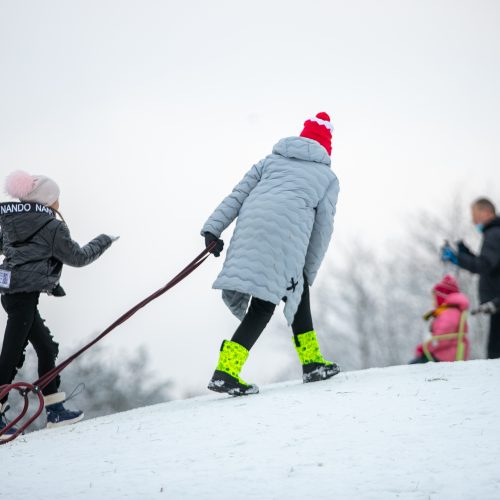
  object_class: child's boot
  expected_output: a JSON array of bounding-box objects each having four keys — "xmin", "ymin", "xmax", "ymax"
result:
[
  {"xmin": 208, "ymin": 340, "xmax": 259, "ymax": 396},
  {"xmin": 0, "ymin": 403, "xmax": 19, "ymax": 440},
  {"xmin": 44, "ymin": 392, "xmax": 84, "ymax": 428},
  {"xmin": 293, "ymin": 331, "xmax": 340, "ymax": 383}
]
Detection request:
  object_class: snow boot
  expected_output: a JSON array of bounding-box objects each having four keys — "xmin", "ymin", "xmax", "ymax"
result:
[
  {"xmin": 0, "ymin": 403, "xmax": 18, "ymax": 441},
  {"xmin": 293, "ymin": 331, "xmax": 340, "ymax": 383},
  {"xmin": 44, "ymin": 392, "xmax": 84, "ymax": 429},
  {"xmin": 208, "ymin": 340, "xmax": 259, "ymax": 396}
]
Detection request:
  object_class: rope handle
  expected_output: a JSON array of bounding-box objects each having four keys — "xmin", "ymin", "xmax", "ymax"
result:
[
  {"xmin": 35, "ymin": 242, "xmax": 216, "ymax": 391},
  {"xmin": 0, "ymin": 243, "xmax": 217, "ymax": 444}
]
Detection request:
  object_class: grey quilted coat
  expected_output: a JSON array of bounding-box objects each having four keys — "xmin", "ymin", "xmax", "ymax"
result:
[
  {"xmin": 201, "ymin": 136, "xmax": 340, "ymax": 325},
  {"xmin": 0, "ymin": 202, "xmax": 112, "ymax": 295}
]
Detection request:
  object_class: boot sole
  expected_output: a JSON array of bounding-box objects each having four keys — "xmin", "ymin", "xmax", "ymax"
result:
[
  {"xmin": 208, "ymin": 380, "xmax": 259, "ymax": 397},
  {"xmin": 303, "ymin": 365, "xmax": 341, "ymax": 383},
  {"xmin": 46, "ymin": 412, "xmax": 84, "ymax": 429}
]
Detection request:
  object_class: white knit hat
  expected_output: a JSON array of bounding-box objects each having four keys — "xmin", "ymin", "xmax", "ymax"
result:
[{"xmin": 5, "ymin": 171, "xmax": 60, "ymax": 206}]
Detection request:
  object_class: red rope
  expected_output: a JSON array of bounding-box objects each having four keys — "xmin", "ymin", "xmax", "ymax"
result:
[
  {"xmin": 34, "ymin": 244, "xmax": 214, "ymax": 391},
  {"xmin": 0, "ymin": 244, "xmax": 215, "ymax": 444}
]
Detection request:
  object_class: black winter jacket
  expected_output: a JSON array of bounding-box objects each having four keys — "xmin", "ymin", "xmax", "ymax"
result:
[
  {"xmin": 0, "ymin": 202, "xmax": 112, "ymax": 295},
  {"xmin": 458, "ymin": 217, "xmax": 500, "ymax": 303}
]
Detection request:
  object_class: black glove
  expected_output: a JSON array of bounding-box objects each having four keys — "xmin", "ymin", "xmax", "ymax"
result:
[
  {"xmin": 204, "ymin": 232, "xmax": 224, "ymax": 257},
  {"xmin": 456, "ymin": 240, "xmax": 473, "ymax": 256}
]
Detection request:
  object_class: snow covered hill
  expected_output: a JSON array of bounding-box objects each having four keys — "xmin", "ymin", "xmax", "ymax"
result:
[{"xmin": 2, "ymin": 360, "xmax": 500, "ymax": 500}]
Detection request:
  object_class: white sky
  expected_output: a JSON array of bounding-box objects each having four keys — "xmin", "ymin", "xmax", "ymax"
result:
[{"xmin": 1, "ymin": 0, "xmax": 499, "ymax": 397}]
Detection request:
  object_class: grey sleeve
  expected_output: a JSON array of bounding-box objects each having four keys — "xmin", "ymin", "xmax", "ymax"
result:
[
  {"xmin": 52, "ymin": 222, "xmax": 113, "ymax": 268},
  {"xmin": 0, "ymin": 230, "xmax": 3, "ymax": 255},
  {"xmin": 201, "ymin": 160, "xmax": 265, "ymax": 238},
  {"xmin": 458, "ymin": 227, "xmax": 500, "ymax": 275},
  {"xmin": 304, "ymin": 177, "xmax": 340, "ymax": 285}
]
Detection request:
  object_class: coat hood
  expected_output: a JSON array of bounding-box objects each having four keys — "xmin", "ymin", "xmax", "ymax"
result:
[
  {"xmin": 0, "ymin": 202, "xmax": 56, "ymax": 244},
  {"xmin": 272, "ymin": 137, "xmax": 331, "ymax": 166},
  {"xmin": 443, "ymin": 292, "xmax": 469, "ymax": 311}
]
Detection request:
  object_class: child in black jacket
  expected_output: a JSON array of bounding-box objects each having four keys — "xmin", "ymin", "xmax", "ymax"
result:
[{"xmin": 0, "ymin": 171, "xmax": 117, "ymax": 439}]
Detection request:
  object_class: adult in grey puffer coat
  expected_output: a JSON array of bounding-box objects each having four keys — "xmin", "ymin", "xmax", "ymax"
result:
[
  {"xmin": 202, "ymin": 135, "xmax": 339, "ymax": 324},
  {"xmin": 202, "ymin": 112, "xmax": 340, "ymax": 397}
]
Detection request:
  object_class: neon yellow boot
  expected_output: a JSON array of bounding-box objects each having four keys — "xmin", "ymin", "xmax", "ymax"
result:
[
  {"xmin": 208, "ymin": 340, "xmax": 259, "ymax": 396},
  {"xmin": 293, "ymin": 331, "xmax": 340, "ymax": 383}
]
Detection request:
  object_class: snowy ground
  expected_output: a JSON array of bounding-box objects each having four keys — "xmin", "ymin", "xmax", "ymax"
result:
[{"xmin": 2, "ymin": 360, "xmax": 500, "ymax": 500}]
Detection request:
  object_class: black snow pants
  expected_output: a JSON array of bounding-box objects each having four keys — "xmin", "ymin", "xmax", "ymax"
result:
[
  {"xmin": 409, "ymin": 353, "xmax": 440, "ymax": 364},
  {"xmin": 487, "ymin": 312, "xmax": 500, "ymax": 359},
  {"xmin": 231, "ymin": 279, "xmax": 314, "ymax": 351},
  {"xmin": 0, "ymin": 292, "xmax": 60, "ymax": 403}
]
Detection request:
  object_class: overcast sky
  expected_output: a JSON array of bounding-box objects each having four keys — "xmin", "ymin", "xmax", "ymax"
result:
[{"xmin": 1, "ymin": 0, "xmax": 499, "ymax": 397}]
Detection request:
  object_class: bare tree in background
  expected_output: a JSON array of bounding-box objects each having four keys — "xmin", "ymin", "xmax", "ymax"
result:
[{"xmin": 274, "ymin": 196, "xmax": 489, "ymax": 380}]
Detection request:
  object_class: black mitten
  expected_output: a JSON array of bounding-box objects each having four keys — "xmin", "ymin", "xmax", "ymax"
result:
[{"xmin": 204, "ymin": 232, "xmax": 224, "ymax": 257}]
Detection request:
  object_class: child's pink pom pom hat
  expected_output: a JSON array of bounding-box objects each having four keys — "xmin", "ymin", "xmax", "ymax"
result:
[
  {"xmin": 5, "ymin": 171, "xmax": 60, "ymax": 206},
  {"xmin": 433, "ymin": 274, "xmax": 460, "ymax": 306}
]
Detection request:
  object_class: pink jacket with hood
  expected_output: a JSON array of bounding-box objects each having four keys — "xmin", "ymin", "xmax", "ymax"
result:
[{"xmin": 415, "ymin": 275, "xmax": 470, "ymax": 362}]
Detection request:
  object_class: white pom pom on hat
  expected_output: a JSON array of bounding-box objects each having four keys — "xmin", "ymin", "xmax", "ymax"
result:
[{"xmin": 5, "ymin": 170, "xmax": 60, "ymax": 206}]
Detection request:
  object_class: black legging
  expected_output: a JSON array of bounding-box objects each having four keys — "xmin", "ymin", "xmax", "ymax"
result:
[
  {"xmin": 231, "ymin": 281, "xmax": 313, "ymax": 351},
  {"xmin": 0, "ymin": 292, "xmax": 60, "ymax": 403}
]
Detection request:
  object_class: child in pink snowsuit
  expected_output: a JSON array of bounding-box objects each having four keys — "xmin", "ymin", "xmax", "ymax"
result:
[{"xmin": 411, "ymin": 275, "xmax": 470, "ymax": 363}]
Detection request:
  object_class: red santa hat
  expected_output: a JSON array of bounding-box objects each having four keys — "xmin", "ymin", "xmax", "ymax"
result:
[{"xmin": 300, "ymin": 112, "xmax": 334, "ymax": 156}]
